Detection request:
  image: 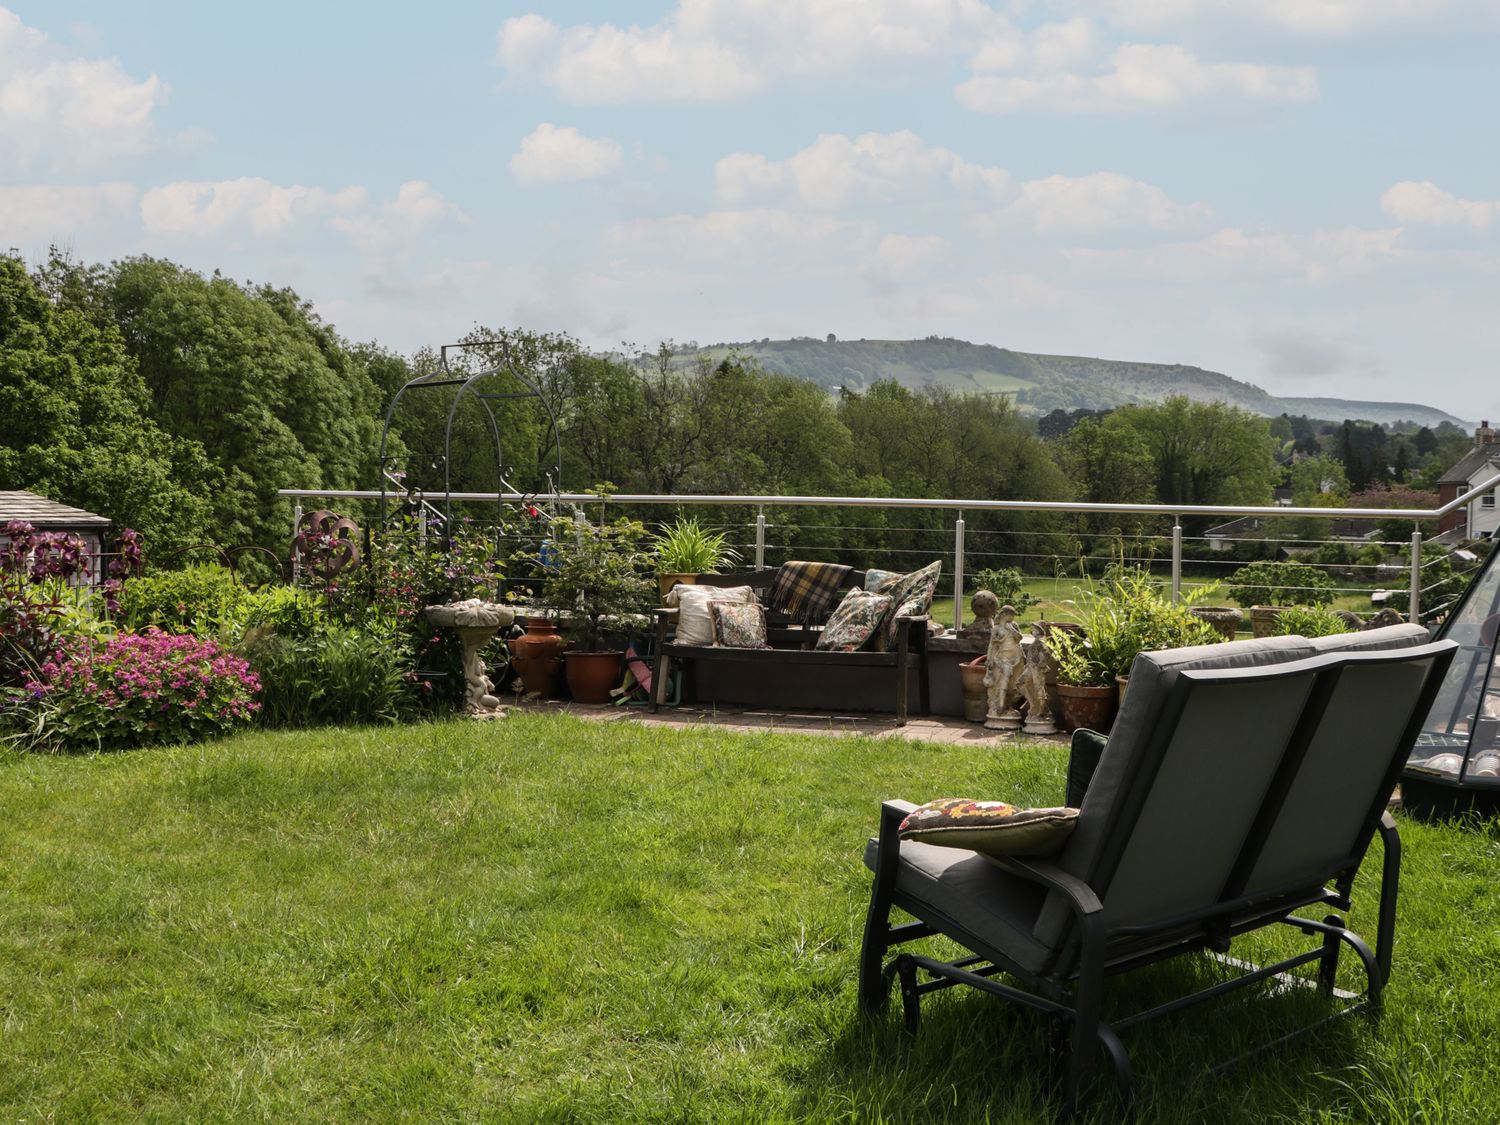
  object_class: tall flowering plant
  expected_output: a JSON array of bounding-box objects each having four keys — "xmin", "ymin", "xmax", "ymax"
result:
[
  {"xmin": 18, "ymin": 629, "xmax": 261, "ymax": 752},
  {"xmin": 0, "ymin": 519, "xmax": 91, "ymax": 689}
]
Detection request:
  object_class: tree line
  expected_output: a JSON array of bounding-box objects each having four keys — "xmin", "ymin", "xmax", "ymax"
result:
[{"xmin": 1, "ymin": 252, "xmax": 1468, "ymax": 579}]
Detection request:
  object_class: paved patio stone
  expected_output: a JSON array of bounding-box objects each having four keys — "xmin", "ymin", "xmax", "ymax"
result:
[{"xmin": 509, "ymin": 698, "xmax": 1071, "ymax": 745}]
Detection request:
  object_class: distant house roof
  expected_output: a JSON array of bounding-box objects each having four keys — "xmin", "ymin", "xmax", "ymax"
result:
[
  {"xmin": 0, "ymin": 491, "xmax": 111, "ymax": 529},
  {"xmin": 1438, "ymin": 446, "xmax": 1500, "ymax": 486}
]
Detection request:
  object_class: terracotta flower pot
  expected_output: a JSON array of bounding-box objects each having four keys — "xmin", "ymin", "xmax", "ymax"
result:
[
  {"xmin": 959, "ymin": 656, "xmax": 988, "ymax": 723},
  {"xmin": 1055, "ymin": 683, "xmax": 1117, "ymax": 733},
  {"xmin": 510, "ymin": 618, "xmax": 567, "ymax": 698},
  {"xmin": 564, "ymin": 650, "xmax": 623, "ymax": 704}
]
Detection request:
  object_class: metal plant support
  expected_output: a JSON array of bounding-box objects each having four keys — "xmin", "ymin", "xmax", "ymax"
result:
[{"xmin": 375, "ymin": 341, "xmax": 565, "ymax": 541}]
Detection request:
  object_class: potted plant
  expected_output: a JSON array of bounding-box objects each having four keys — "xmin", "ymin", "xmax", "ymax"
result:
[
  {"xmin": 536, "ymin": 514, "xmax": 656, "ymax": 704},
  {"xmin": 650, "ymin": 516, "xmax": 741, "ymax": 601},
  {"xmin": 1227, "ymin": 561, "xmax": 1337, "ymax": 637}
]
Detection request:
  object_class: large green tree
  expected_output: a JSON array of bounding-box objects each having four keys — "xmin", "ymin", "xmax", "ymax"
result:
[
  {"xmin": 1104, "ymin": 397, "xmax": 1276, "ymax": 509},
  {"xmin": 88, "ymin": 258, "xmax": 387, "ymax": 553},
  {"xmin": 0, "ymin": 256, "xmax": 216, "ymax": 555}
]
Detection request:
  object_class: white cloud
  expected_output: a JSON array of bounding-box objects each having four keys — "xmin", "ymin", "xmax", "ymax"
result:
[
  {"xmin": 607, "ymin": 208, "xmax": 865, "ymax": 263},
  {"xmin": 509, "ymin": 123, "xmax": 624, "ymax": 186},
  {"xmin": 1092, "ymin": 0, "xmax": 1493, "ymax": 39},
  {"xmin": 863, "ymin": 233, "xmax": 949, "ymax": 285},
  {"xmin": 0, "ymin": 8, "xmax": 173, "ymax": 172},
  {"xmin": 497, "ymin": 1, "xmax": 1001, "ymax": 103},
  {"xmin": 715, "ymin": 130, "xmax": 1008, "ymax": 209},
  {"xmin": 1007, "ymin": 172, "xmax": 1213, "ymax": 233},
  {"xmin": 332, "ymin": 181, "xmax": 465, "ymax": 249},
  {"xmin": 1064, "ymin": 225, "xmax": 1404, "ymax": 281},
  {"xmin": 957, "ymin": 35, "xmax": 1317, "ymax": 114},
  {"xmin": 0, "ymin": 182, "xmax": 136, "ymax": 243},
  {"xmin": 1381, "ymin": 181, "xmax": 1499, "ymax": 230},
  {"xmin": 140, "ymin": 178, "xmax": 367, "ymax": 238}
]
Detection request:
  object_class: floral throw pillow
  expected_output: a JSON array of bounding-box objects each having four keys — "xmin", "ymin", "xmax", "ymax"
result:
[
  {"xmin": 871, "ymin": 560, "xmax": 941, "ymax": 650},
  {"xmin": 815, "ymin": 589, "xmax": 893, "ymax": 652},
  {"xmin": 898, "ymin": 798, "xmax": 1079, "ymax": 858},
  {"xmin": 710, "ymin": 600, "xmax": 770, "ymax": 648},
  {"xmin": 668, "ymin": 584, "xmax": 756, "ymax": 646}
]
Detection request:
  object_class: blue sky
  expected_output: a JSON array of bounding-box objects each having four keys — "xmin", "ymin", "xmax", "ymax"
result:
[{"xmin": 3, "ymin": 2, "xmax": 1498, "ymax": 418}]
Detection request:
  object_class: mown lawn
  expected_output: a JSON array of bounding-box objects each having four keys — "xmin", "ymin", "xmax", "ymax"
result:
[{"xmin": 2, "ymin": 715, "xmax": 1498, "ymax": 1122}]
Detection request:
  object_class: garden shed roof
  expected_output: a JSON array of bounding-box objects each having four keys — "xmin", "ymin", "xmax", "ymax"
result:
[{"xmin": 0, "ymin": 491, "xmax": 111, "ymax": 529}]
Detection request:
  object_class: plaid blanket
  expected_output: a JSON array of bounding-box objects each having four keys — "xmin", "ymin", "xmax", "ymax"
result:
[{"xmin": 767, "ymin": 561, "xmax": 853, "ymax": 625}]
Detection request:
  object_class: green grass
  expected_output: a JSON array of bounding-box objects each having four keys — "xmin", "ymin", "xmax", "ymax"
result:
[
  {"xmin": 933, "ymin": 577, "xmax": 1383, "ymax": 631},
  {"xmin": 3, "ymin": 717, "xmax": 1499, "ymax": 1122}
]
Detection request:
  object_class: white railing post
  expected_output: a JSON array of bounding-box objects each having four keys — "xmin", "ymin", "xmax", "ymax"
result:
[
  {"xmin": 1409, "ymin": 528, "xmax": 1422, "ymax": 624},
  {"xmin": 953, "ymin": 513, "xmax": 966, "ymax": 632},
  {"xmin": 290, "ymin": 502, "xmax": 303, "ymax": 583},
  {"xmin": 1171, "ymin": 518, "xmax": 1183, "ymax": 604},
  {"xmin": 755, "ymin": 507, "xmax": 767, "ymax": 570}
]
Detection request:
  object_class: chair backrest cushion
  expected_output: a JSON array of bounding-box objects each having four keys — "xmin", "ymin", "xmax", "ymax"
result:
[
  {"xmin": 1242, "ymin": 641, "xmax": 1453, "ymax": 897},
  {"xmin": 1034, "ymin": 634, "xmax": 1315, "ymax": 945}
]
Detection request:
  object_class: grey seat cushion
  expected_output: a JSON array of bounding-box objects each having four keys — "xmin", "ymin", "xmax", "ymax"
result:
[{"xmin": 864, "ymin": 837, "xmax": 1054, "ymax": 975}]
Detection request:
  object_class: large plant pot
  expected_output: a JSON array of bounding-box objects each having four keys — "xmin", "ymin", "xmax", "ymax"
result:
[
  {"xmin": 959, "ymin": 656, "xmax": 988, "ymax": 723},
  {"xmin": 510, "ymin": 618, "xmax": 567, "ymax": 698},
  {"xmin": 1190, "ymin": 605, "xmax": 1242, "ymax": 642},
  {"xmin": 1250, "ymin": 605, "xmax": 1286, "ymax": 639},
  {"xmin": 1055, "ymin": 683, "xmax": 1116, "ymax": 733},
  {"xmin": 659, "ymin": 572, "xmax": 698, "ymax": 603},
  {"xmin": 564, "ymin": 650, "xmax": 623, "ymax": 704}
]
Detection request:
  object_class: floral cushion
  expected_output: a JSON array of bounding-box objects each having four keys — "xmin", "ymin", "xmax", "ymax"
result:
[
  {"xmin": 898, "ymin": 798, "xmax": 1079, "ymax": 858},
  {"xmin": 872, "ymin": 560, "xmax": 941, "ymax": 650},
  {"xmin": 864, "ymin": 568, "xmax": 901, "ymax": 593},
  {"xmin": 815, "ymin": 589, "xmax": 893, "ymax": 652},
  {"xmin": 668, "ymin": 584, "xmax": 755, "ymax": 646},
  {"xmin": 710, "ymin": 600, "xmax": 770, "ymax": 648}
]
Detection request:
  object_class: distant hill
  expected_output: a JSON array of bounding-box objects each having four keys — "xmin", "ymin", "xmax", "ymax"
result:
[{"xmin": 690, "ymin": 337, "xmax": 1471, "ymax": 429}]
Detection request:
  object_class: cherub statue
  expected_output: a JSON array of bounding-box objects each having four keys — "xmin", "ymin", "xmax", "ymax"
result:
[
  {"xmin": 983, "ymin": 605, "xmax": 1025, "ymax": 731},
  {"xmin": 1019, "ymin": 626, "xmax": 1058, "ymax": 735}
]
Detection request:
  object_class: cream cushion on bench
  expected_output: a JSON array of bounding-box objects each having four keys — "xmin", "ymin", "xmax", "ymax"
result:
[{"xmin": 665, "ymin": 584, "xmax": 756, "ymax": 646}]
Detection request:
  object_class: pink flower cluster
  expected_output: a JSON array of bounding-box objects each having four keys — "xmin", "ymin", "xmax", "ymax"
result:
[{"xmin": 26, "ymin": 628, "xmax": 262, "ymax": 748}]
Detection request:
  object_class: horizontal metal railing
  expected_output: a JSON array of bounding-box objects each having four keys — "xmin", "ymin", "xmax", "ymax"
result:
[{"xmin": 280, "ymin": 474, "xmax": 1500, "ymax": 629}]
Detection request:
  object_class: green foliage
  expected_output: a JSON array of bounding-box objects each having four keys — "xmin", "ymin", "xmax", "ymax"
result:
[
  {"xmin": 1227, "ymin": 561, "xmax": 1337, "ymax": 608},
  {"xmin": 969, "ymin": 567, "xmax": 1037, "ymax": 614},
  {"xmin": 650, "ymin": 516, "xmax": 740, "ymax": 574},
  {"xmin": 1103, "ymin": 397, "xmax": 1277, "ymax": 509},
  {"xmin": 0, "ymin": 255, "xmax": 217, "ymax": 555},
  {"xmin": 118, "ymin": 564, "xmax": 249, "ymax": 636},
  {"xmin": 531, "ymin": 515, "xmax": 655, "ymax": 649},
  {"xmin": 238, "ymin": 585, "xmax": 328, "ymax": 641},
  {"xmin": 1052, "ymin": 566, "xmax": 1219, "ymax": 684},
  {"xmin": 1273, "ymin": 606, "xmax": 1357, "ymax": 638},
  {"xmin": 236, "ymin": 624, "xmax": 414, "ymax": 728}
]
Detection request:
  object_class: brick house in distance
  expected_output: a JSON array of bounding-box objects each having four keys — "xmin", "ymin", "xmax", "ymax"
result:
[{"xmin": 1437, "ymin": 421, "xmax": 1500, "ymax": 538}]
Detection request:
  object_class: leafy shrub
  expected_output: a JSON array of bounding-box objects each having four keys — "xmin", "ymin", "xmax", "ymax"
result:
[
  {"xmin": 118, "ymin": 564, "xmax": 248, "ymax": 635},
  {"xmin": 1226, "ymin": 561, "xmax": 1336, "ymax": 608},
  {"xmin": 238, "ymin": 585, "xmax": 327, "ymax": 641},
  {"xmin": 14, "ymin": 630, "xmax": 260, "ymax": 752},
  {"xmin": 1273, "ymin": 606, "xmax": 1357, "ymax": 638},
  {"xmin": 238, "ymin": 624, "xmax": 416, "ymax": 728},
  {"xmin": 969, "ymin": 567, "xmax": 1036, "ymax": 614},
  {"xmin": 1052, "ymin": 566, "xmax": 1219, "ymax": 685}
]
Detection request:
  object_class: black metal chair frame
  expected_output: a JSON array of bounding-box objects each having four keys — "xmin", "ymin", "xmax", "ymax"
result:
[{"xmin": 858, "ymin": 644, "xmax": 1455, "ymax": 1116}]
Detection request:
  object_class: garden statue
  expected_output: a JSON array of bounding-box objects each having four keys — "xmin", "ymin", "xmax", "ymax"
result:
[
  {"xmin": 1019, "ymin": 625, "xmax": 1059, "ymax": 735},
  {"xmin": 958, "ymin": 589, "xmax": 999, "ymax": 641},
  {"xmin": 983, "ymin": 604, "xmax": 1024, "ymax": 731},
  {"xmin": 424, "ymin": 598, "xmax": 516, "ymax": 719}
]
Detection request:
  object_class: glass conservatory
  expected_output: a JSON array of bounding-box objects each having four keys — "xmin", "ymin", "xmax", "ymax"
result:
[{"xmin": 1404, "ymin": 543, "xmax": 1500, "ymax": 818}]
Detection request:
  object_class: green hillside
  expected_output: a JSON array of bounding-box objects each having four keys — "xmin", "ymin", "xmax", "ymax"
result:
[{"xmin": 692, "ymin": 337, "xmax": 1470, "ymax": 428}]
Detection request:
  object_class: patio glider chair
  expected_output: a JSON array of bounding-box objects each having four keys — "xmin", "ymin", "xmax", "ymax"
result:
[{"xmin": 858, "ymin": 627, "xmax": 1456, "ymax": 1115}]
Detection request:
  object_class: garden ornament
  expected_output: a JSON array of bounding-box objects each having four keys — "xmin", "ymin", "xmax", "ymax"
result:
[
  {"xmin": 983, "ymin": 604, "xmax": 1025, "ymax": 731},
  {"xmin": 424, "ymin": 598, "xmax": 516, "ymax": 719}
]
